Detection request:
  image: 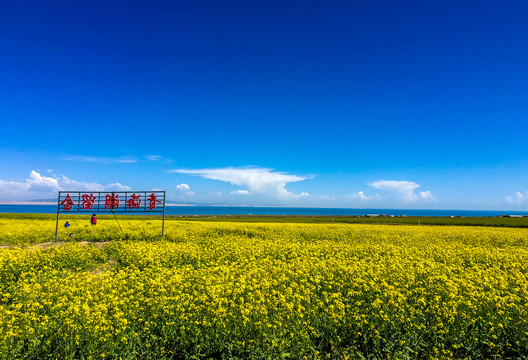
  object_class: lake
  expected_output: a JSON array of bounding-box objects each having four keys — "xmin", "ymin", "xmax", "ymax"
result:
[{"xmin": 0, "ymin": 204, "xmax": 525, "ymax": 217}]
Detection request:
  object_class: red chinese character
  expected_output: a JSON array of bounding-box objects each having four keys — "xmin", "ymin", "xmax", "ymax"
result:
[
  {"xmin": 127, "ymin": 193, "xmax": 141, "ymax": 209},
  {"xmin": 60, "ymin": 194, "xmax": 75, "ymax": 211},
  {"xmin": 82, "ymin": 193, "xmax": 96, "ymax": 210},
  {"xmin": 148, "ymin": 193, "xmax": 161, "ymax": 210},
  {"xmin": 104, "ymin": 193, "xmax": 120, "ymax": 210}
]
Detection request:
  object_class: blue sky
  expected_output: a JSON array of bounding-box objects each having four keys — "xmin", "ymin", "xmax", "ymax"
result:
[{"xmin": 1, "ymin": 1, "xmax": 527, "ymax": 209}]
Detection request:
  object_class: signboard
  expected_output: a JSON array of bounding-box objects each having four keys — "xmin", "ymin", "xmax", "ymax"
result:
[
  {"xmin": 57, "ymin": 191, "xmax": 165, "ymax": 213},
  {"xmin": 55, "ymin": 191, "xmax": 166, "ymax": 240}
]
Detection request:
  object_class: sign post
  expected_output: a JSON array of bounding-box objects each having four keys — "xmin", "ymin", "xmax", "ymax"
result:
[{"xmin": 55, "ymin": 191, "xmax": 166, "ymax": 241}]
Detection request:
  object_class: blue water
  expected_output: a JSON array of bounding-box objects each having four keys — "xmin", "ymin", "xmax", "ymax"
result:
[{"xmin": 0, "ymin": 204, "xmax": 526, "ymax": 217}]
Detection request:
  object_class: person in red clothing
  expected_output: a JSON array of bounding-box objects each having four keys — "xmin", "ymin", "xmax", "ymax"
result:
[{"xmin": 90, "ymin": 214, "xmax": 97, "ymax": 225}]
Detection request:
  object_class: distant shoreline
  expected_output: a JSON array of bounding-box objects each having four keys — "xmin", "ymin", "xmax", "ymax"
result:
[{"xmin": 0, "ymin": 203, "xmax": 526, "ymax": 218}]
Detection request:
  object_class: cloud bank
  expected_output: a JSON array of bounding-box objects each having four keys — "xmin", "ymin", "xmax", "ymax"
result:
[
  {"xmin": 170, "ymin": 167, "xmax": 308, "ymax": 200},
  {"xmin": 0, "ymin": 171, "xmax": 130, "ymax": 201},
  {"xmin": 368, "ymin": 180, "xmax": 437, "ymax": 202}
]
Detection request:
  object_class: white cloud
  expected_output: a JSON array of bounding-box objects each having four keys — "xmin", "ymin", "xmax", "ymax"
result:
[
  {"xmin": 170, "ymin": 167, "xmax": 309, "ymax": 200},
  {"xmin": 506, "ymin": 191, "xmax": 528, "ymax": 205},
  {"xmin": 294, "ymin": 192, "xmax": 310, "ymax": 199},
  {"xmin": 230, "ymin": 189, "xmax": 250, "ymax": 195},
  {"xmin": 419, "ymin": 191, "xmax": 436, "ymax": 201},
  {"xmin": 0, "ymin": 171, "xmax": 131, "ymax": 201},
  {"xmin": 104, "ymin": 183, "xmax": 132, "ymax": 191},
  {"xmin": 346, "ymin": 191, "xmax": 381, "ymax": 203},
  {"xmin": 59, "ymin": 176, "xmax": 103, "ymax": 191},
  {"xmin": 318, "ymin": 195, "xmax": 336, "ymax": 201},
  {"xmin": 176, "ymin": 183, "xmax": 191, "ymax": 191},
  {"xmin": 0, "ymin": 180, "xmax": 31, "ymax": 199},
  {"xmin": 27, "ymin": 170, "xmax": 60, "ymax": 192},
  {"xmin": 209, "ymin": 191, "xmax": 222, "ymax": 197},
  {"xmin": 355, "ymin": 191, "xmax": 368, "ymax": 201},
  {"xmin": 62, "ymin": 155, "xmax": 138, "ymax": 164},
  {"xmin": 176, "ymin": 183, "xmax": 195, "ymax": 196},
  {"xmin": 368, "ymin": 180, "xmax": 437, "ymax": 203},
  {"xmin": 315, "ymin": 195, "xmax": 337, "ymax": 201},
  {"xmin": 58, "ymin": 175, "xmax": 131, "ymax": 192},
  {"xmin": 351, "ymin": 191, "xmax": 371, "ymax": 202},
  {"xmin": 145, "ymin": 155, "xmax": 162, "ymax": 161},
  {"xmin": 64, "ymin": 154, "xmax": 174, "ymax": 164},
  {"xmin": 145, "ymin": 155, "xmax": 173, "ymax": 163}
]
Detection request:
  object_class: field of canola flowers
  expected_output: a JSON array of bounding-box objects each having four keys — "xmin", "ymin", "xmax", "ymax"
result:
[{"xmin": 1, "ymin": 216, "xmax": 528, "ymax": 359}]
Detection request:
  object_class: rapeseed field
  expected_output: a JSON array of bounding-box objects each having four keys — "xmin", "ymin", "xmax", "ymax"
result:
[{"xmin": 1, "ymin": 218, "xmax": 527, "ymax": 359}]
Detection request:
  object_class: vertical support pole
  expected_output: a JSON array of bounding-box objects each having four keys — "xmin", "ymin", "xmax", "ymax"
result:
[
  {"xmin": 162, "ymin": 191, "xmax": 166, "ymax": 238},
  {"xmin": 55, "ymin": 192, "xmax": 60, "ymax": 241}
]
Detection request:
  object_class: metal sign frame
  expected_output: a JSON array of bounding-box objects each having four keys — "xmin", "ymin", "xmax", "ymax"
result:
[{"xmin": 55, "ymin": 191, "xmax": 166, "ymax": 240}]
